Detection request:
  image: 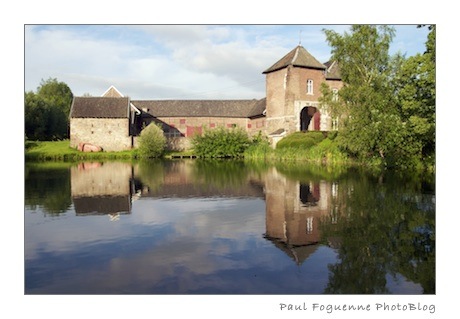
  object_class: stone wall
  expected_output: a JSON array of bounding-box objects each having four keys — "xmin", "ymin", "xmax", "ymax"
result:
[
  {"xmin": 70, "ymin": 118, "xmax": 132, "ymax": 151},
  {"xmin": 265, "ymin": 65, "xmax": 339, "ymax": 135}
]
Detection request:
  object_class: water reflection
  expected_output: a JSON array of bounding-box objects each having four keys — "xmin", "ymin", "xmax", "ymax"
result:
[
  {"xmin": 24, "ymin": 160, "xmax": 435, "ymax": 294},
  {"xmin": 71, "ymin": 162, "xmax": 137, "ymax": 220},
  {"xmin": 263, "ymin": 166, "xmax": 334, "ymax": 265}
]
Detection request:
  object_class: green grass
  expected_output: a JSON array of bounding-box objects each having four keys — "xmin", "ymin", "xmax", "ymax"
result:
[
  {"xmin": 25, "ymin": 140, "xmax": 136, "ymax": 161},
  {"xmin": 244, "ymin": 131, "xmax": 352, "ymax": 166},
  {"xmin": 276, "ymin": 131, "xmax": 326, "ymax": 149},
  {"xmin": 24, "ymin": 133, "xmax": 352, "ymax": 166}
]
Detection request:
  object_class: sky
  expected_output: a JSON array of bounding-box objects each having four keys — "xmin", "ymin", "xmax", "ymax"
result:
[{"xmin": 24, "ymin": 24, "xmax": 431, "ymax": 100}]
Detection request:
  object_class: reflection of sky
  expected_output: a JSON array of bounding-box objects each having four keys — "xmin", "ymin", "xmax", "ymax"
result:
[
  {"xmin": 25, "ymin": 166, "xmax": 428, "ymax": 295},
  {"xmin": 25, "ymin": 197, "xmax": 339, "ymax": 294}
]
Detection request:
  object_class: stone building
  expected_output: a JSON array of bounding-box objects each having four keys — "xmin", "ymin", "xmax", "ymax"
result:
[{"xmin": 69, "ymin": 45, "xmax": 342, "ymax": 151}]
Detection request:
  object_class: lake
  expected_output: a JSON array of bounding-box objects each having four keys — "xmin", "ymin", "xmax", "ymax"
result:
[{"xmin": 24, "ymin": 159, "xmax": 435, "ymax": 294}]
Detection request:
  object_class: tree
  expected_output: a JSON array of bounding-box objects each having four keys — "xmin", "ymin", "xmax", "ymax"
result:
[
  {"xmin": 322, "ymin": 25, "xmax": 433, "ymax": 169},
  {"xmin": 25, "ymin": 91, "xmax": 50, "ymax": 140},
  {"xmin": 37, "ymin": 78, "xmax": 74, "ymax": 116},
  {"xmin": 395, "ymin": 26, "xmax": 435, "ymax": 163},
  {"xmin": 137, "ymin": 123, "xmax": 166, "ymax": 158},
  {"xmin": 25, "ymin": 78, "xmax": 73, "ymax": 140}
]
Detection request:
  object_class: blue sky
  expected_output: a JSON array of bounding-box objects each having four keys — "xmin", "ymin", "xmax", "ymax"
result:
[{"xmin": 24, "ymin": 24, "xmax": 430, "ymax": 100}]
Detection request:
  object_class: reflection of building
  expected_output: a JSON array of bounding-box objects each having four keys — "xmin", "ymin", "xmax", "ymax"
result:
[
  {"xmin": 263, "ymin": 167, "xmax": 333, "ymax": 265},
  {"xmin": 135, "ymin": 161, "xmax": 265, "ymax": 199},
  {"xmin": 71, "ymin": 162, "xmax": 136, "ymax": 217}
]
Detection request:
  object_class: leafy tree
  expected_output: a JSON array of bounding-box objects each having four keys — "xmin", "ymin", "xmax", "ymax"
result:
[
  {"xmin": 25, "ymin": 78, "xmax": 73, "ymax": 140},
  {"xmin": 137, "ymin": 123, "xmax": 166, "ymax": 158},
  {"xmin": 37, "ymin": 78, "xmax": 74, "ymax": 116},
  {"xmin": 395, "ymin": 26, "xmax": 435, "ymax": 163},
  {"xmin": 25, "ymin": 91, "xmax": 50, "ymax": 140},
  {"xmin": 321, "ymin": 25, "xmax": 436, "ymax": 170},
  {"xmin": 322, "ymin": 25, "xmax": 406, "ymax": 167}
]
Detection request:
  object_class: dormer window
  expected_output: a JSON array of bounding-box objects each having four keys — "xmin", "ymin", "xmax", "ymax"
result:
[{"xmin": 307, "ymin": 79, "xmax": 313, "ymax": 95}]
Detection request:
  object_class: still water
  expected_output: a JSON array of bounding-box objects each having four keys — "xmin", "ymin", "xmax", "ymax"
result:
[{"xmin": 24, "ymin": 160, "xmax": 435, "ymax": 294}]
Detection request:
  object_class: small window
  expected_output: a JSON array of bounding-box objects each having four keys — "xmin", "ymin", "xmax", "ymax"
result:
[
  {"xmin": 180, "ymin": 119, "xmax": 186, "ymax": 125},
  {"xmin": 307, "ymin": 79, "xmax": 313, "ymax": 95},
  {"xmin": 332, "ymin": 88, "xmax": 339, "ymax": 101}
]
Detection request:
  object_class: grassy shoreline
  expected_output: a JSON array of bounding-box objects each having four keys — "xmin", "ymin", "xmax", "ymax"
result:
[
  {"xmin": 24, "ymin": 139, "xmax": 434, "ymax": 175},
  {"xmin": 25, "ymin": 140, "xmax": 199, "ymax": 162},
  {"xmin": 25, "ymin": 138, "xmax": 354, "ymax": 171},
  {"xmin": 25, "ymin": 140, "xmax": 135, "ymax": 161}
]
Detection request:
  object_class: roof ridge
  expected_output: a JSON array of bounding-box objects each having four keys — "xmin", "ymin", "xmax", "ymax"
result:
[{"xmin": 291, "ymin": 46, "xmax": 300, "ymax": 64}]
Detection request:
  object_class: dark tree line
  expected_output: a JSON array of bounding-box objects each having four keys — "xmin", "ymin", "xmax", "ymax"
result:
[{"xmin": 25, "ymin": 78, "xmax": 73, "ymax": 141}]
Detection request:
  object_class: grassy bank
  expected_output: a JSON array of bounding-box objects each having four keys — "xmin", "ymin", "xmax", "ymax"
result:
[
  {"xmin": 25, "ymin": 140, "xmax": 197, "ymax": 161},
  {"xmin": 25, "ymin": 133, "xmax": 350, "ymax": 164},
  {"xmin": 244, "ymin": 131, "xmax": 353, "ymax": 166},
  {"xmin": 25, "ymin": 140, "xmax": 136, "ymax": 161}
]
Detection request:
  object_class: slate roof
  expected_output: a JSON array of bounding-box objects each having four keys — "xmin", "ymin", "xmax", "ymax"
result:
[
  {"xmin": 263, "ymin": 45, "xmax": 326, "ymax": 74},
  {"xmin": 324, "ymin": 60, "xmax": 342, "ymax": 80},
  {"xmin": 70, "ymin": 97, "xmax": 130, "ymax": 118},
  {"xmin": 131, "ymin": 98, "xmax": 266, "ymax": 118}
]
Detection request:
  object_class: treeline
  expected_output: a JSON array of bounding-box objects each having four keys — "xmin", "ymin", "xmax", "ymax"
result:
[
  {"xmin": 319, "ymin": 25, "xmax": 435, "ymax": 170},
  {"xmin": 25, "ymin": 78, "xmax": 73, "ymax": 140}
]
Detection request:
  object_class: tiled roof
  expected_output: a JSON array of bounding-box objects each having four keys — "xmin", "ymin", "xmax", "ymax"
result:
[
  {"xmin": 324, "ymin": 60, "xmax": 341, "ymax": 80},
  {"xmin": 70, "ymin": 97, "xmax": 130, "ymax": 118},
  {"xmin": 101, "ymin": 85, "xmax": 124, "ymax": 97},
  {"xmin": 131, "ymin": 98, "xmax": 266, "ymax": 118},
  {"xmin": 263, "ymin": 45, "xmax": 326, "ymax": 74}
]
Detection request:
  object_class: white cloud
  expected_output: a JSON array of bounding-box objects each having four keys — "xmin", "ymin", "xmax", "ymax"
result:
[{"xmin": 24, "ymin": 24, "xmax": 430, "ymax": 99}]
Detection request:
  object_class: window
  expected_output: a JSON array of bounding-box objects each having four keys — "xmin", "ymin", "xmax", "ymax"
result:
[
  {"xmin": 307, "ymin": 79, "xmax": 313, "ymax": 95},
  {"xmin": 332, "ymin": 88, "xmax": 339, "ymax": 101},
  {"xmin": 180, "ymin": 119, "xmax": 186, "ymax": 125}
]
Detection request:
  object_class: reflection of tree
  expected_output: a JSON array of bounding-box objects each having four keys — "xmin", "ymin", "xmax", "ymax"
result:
[
  {"xmin": 320, "ymin": 170, "xmax": 435, "ymax": 294},
  {"xmin": 25, "ymin": 163, "xmax": 72, "ymax": 215},
  {"xmin": 134, "ymin": 160, "xmax": 165, "ymax": 192},
  {"xmin": 275, "ymin": 161, "xmax": 348, "ymax": 183},
  {"xmin": 192, "ymin": 159, "xmax": 254, "ymax": 190}
]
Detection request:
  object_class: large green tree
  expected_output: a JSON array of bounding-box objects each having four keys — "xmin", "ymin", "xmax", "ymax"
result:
[
  {"xmin": 25, "ymin": 78, "xmax": 73, "ymax": 140},
  {"xmin": 395, "ymin": 26, "xmax": 435, "ymax": 165},
  {"xmin": 321, "ymin": 25, "xmax": 435, "ymax": 169}
]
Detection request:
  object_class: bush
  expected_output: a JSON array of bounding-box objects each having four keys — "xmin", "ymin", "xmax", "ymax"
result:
[
  {"xmin": 137, "ymin": 123, "xmax": 166, "ymax": 158},
  {"xmin": 192, "ymin": 127, "xmax": 251, "ymax": 158},
  {"xmin": 276, "ymin": 131, "xmax": 326, "ymax": 149}
]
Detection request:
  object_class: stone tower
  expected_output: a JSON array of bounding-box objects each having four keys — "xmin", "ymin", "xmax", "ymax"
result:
[{"xmin": 263, "ymin": 45, "xmax": 339, "ymax": 143}]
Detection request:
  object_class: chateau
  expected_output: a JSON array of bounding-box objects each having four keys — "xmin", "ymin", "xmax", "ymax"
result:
[{"xmin": 69, "ymin": 45, "xmax": 342, "ymax": 151}]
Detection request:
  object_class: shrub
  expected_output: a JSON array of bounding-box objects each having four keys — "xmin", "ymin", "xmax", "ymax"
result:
[
  {"xmin": 276, "ymin": 131, "xmax": 326, "ymax": 149},
  {"xmin": 137, "ymin": 123, "xmax": 166, "ymax": 158},
  {"xmin": 192, "ymin": 126, "xmax": 251, "ymax": 158}
]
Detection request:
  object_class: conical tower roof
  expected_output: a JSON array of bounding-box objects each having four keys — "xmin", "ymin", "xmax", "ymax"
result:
[{"xmin": 263, "ymin": 45, "xmax": 326, "ymax": 74}]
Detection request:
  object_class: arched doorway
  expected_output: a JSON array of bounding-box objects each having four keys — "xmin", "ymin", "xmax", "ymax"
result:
[{"xmin": 300, "ymin": 106, "xmax": 317, "ymax": 131}]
